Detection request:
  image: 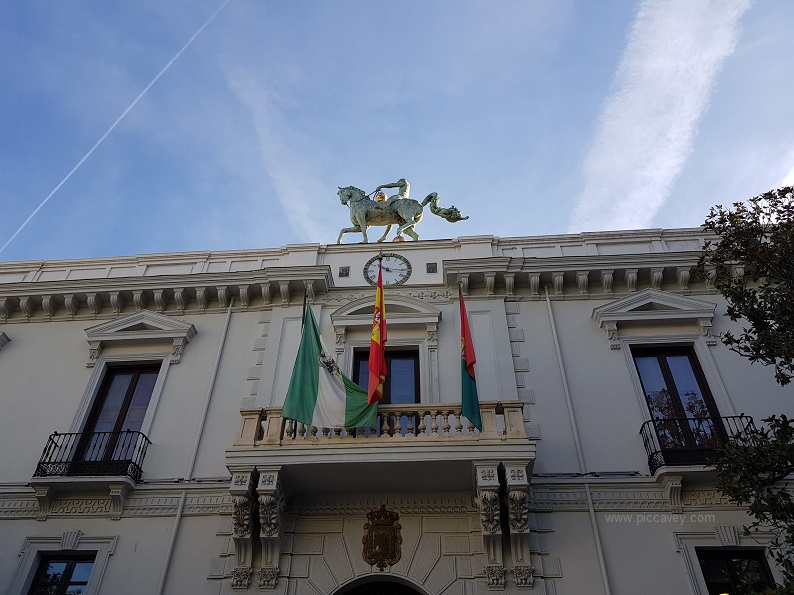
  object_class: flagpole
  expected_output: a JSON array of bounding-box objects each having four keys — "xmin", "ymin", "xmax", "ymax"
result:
[{"xmin": 301, "ymin": 285, "xmax": 308, "ymax": 330}]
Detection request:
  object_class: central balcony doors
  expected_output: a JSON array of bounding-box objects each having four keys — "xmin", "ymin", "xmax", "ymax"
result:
[
  {"xmin": 76, "ymin": 364, "xmax": 159, "ymax": 470},
  {"xmin": 353, "ymin": 350, "xmax": 420, "ymax": 435}
]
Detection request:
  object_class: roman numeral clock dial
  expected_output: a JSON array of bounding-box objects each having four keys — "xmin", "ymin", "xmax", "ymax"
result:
[{"xmin": 364, "ymin": 253, "xmax": 412, "ymax": 286}]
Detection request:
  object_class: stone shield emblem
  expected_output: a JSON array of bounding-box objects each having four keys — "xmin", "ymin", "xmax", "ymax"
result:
[{"xmin": 362, "ymin": 505, "xmax": 402, "ymax": 571}]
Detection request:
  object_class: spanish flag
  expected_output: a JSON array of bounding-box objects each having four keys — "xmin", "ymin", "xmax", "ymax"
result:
[
  {"xmin": 460, "ymin": 287, "xmax": 482, "ymax": 431},
  {"xmin": 368, "ymin": 261, "xmax": 387, "ymax": 404}
]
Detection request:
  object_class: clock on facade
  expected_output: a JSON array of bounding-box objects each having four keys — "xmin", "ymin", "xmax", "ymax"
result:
[{"xmin": 364, "ymin": 253, "xmax": 412, "ymax": 286}]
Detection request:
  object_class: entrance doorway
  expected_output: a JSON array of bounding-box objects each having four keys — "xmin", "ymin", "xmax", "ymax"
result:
[{"xmin": 337, "ymin": 581, "xmax": 425, "ymax": 595}]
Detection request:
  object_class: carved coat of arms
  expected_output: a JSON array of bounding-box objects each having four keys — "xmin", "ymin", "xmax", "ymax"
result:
[{"xmin": 362, "ymin": 505, "xmax": 402, "ymax": 571}]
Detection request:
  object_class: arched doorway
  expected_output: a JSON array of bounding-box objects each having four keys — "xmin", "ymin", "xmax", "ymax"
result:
[{"xmin": 334, "ymin": 577, "xmax": 428, "ymax": 595}]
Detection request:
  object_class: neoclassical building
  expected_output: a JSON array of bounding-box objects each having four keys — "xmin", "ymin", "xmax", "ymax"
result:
[{"xmin": 0, "ymin": 229, "xmax": 789, "ymax": 594}]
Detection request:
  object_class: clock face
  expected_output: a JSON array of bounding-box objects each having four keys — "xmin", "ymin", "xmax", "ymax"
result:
[{"xmin": 364, "ymin": 253, "xmax": 412, "ymax": 286}]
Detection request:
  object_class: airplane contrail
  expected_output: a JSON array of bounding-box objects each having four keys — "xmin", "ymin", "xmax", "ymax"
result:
[{"xmin": 0, "ymin": 0, "xmax": 232, "ymax": 257}]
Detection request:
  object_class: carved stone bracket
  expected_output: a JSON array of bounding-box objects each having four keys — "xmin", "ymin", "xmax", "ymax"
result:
[
  {"xmin": 485, "ymin": 273, "xmax": 496, "ymax": 296},
  {"xmin": 258, "ymin": 566, "xmax": 279, "ymax": 589},
  {"xmin": 170, "ymin": 338, "xmax": 187, "ymax": 364},
  {"xmin": 484, "ymin": 565, "xmax": 506, "ymax": 590},
  {"xmin": 231, "ymin": 566, "xmax": 253, "ymax": 590},
  {"xmin": 605, "ymin": 322, "xmax": 620, "ymax": 350},
  {"xmin": 229, "ymin": 470, "xmax": 256, "ymax": 587},
  {"xmin": 528, "ymin": 273, "xmax": 540, "ymax": 299},
  {"xmin": 60, "ymin": 530, "xmax": 83, "ymax": 550},
  {"xmin": 109, "ymin": 483, "xmax": 131, "ymax": 520},
  {"xmin": 677, "ymin": 267, "xmax": 691, "ymax": 293},
  {"xmin": 0, "ymin": 331, "xmax": 10, "ymax": 352},
  {"xmin": 86, "ymin": 341, "xmax": 104, "ymax": 367},
  {"xmin": 304, "ymin": 280, "xmax": 315, "ymax": 304},
  {"xmin": 699, "ymin": 318, "xmax": 717, "ymax": 346},
  {"xmin": 132, "ymin": 290, "xmax": 147, "ymax": 311},
  {"xmin": 625, "ymin": 269, "xmax": 638, "ymax": 293},
  {"xmin": 552, "ymin": 272, "xmax": 564, "ymax": 296},
  {"xmin": 663, "ymin": 475, "xmax": 683, "ymax": 513},
  {"xmin": 256, "ymin": 468, "xmax": 284, "ymax": 575},
  {"xmin": 279, "ymin": 282, "xmax": 290, "ymax": 306},
  {"xmin": 512, "ymin": 565, "xmax": 535, "ymax": 588},
  {"xmin": 504, "ymin": 273, "xmax": 515, "ymax": 297},
  {"xmin": 216, "ymin": 286, "xmax": 229, "ymax": 310},
  {"xmin": 426, "ymin": 323, "xmax": 438, "ymax": 350},
  {"xmin": 508, "ymin": 490, "xmax": 529, "ymax": 532},
  {"xmin": 35, "ymin": 486, "xmax": 53, "ymax": 521},
  {"xmin": 479, "ymin": 491, "xmax": 501, "ymax": 533},
  {"xmin": 458, "ymin": 274, "xmax": 469, "ymax": 296},
  {"xmin": 576, "ymin": 271, "xmax": 589, "ymax": 295},
  {"xmin": 601, "ymin": 270, "xmax": 614, "ymax": 295}
]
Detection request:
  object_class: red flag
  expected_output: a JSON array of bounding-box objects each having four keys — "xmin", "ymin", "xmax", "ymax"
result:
[
  {"xmin": 460, "ymin": 287, "xmax": 482, "ymax": 431},
  {"xmin": 368, "ymin": 261, "xmax": 387, "ymax": 404}
]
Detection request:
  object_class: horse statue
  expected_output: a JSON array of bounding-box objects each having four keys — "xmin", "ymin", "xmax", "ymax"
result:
[{"xmin": 336, "ymin": 185, "xmax": 469, "ymax": 244}]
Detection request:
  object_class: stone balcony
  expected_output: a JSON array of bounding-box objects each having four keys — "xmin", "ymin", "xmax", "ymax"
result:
[{"xmin": 226, "ymin": 401, "xmax": 536, "ymax": 496}]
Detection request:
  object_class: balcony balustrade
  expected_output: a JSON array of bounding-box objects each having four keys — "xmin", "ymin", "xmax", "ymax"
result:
[
  {"xmin": 34, "ymin": 430, "xmax": 151, "ymax": 483},
  {"xmin": 639, "ymin": 415, "xmax": 755, "ymax": 474},
  {"xmin": 228, "ymin": 401, "xmax": 535, "ymax": 495}
]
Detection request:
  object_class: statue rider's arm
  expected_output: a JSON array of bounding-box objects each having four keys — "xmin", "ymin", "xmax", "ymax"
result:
[{"xmin": 375, "ymin": 180, "xmax": 406, "ymax": 191}]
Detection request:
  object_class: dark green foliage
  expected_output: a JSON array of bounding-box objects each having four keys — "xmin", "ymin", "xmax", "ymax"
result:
[
  {"xmin": 716, "ymin": 415, "xmax": 794, "ymax": 593},
  {"xmin": 698, "ymin": 186, "xmax": 794, "ymax": 386}
]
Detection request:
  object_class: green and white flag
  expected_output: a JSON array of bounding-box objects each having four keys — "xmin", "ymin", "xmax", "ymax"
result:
[{"xmin": 282, "ymin": 307, "xmax": 378, "ymax": 429}]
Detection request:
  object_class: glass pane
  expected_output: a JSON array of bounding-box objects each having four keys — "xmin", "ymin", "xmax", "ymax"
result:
[
  {"xmin": 355, "ymin": 357, "xmax": 369, "ymax": 389},
  {"xmin": 634, "ymin": 357, "xmax": 676, "ymax": 419},
  {"xmin": 93, "ymin": 374, "xmax": 133, "ymax": 433},
  {"xmin": 70, "ymin": 561, "xmax": 94, "ymax": 582},
  {"xmin": 666, "ymin": 355, "xmax": 719, "ymax": 446},
  {"xmin": 65, "ymin": 588, "xmax": 86, "ymax": 595},
  {"xmin": 389, "ymin": 358, "xmax": 417, "ymax": 405},
  {"xmin": 121, "ymin": 372, "xmax": 157, "ymax": 431}
]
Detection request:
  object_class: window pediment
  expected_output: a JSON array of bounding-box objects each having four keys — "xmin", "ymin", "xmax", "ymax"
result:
[
  {"xmin": 592, "ymin": 289, "xmax": 716, "ymax": 348},
  {"xmin": 331, "ymin": 294, "xmax": 441, "ymax": 328},
  {"xmin": 84, "ymin": 310, "xmax": 196, "ymax": 366}
]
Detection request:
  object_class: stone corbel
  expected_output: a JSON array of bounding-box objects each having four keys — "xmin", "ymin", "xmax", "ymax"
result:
[
  {"xmin": 625, "ymin": 269, "xmax": 638, "ymax": 293},
  {"xmin": 504, "ymin": 273, "xmax": 515, "ymax": 297},
  {"xmin": 0, "ymin": 332, "xmax": 10, "ymax": 352},
  {"xmin": 153, "ymin": 290, "xmax": 167, "ymax": 312},
  {"xmin": 19, "ymin": 296, "xmax": 36, "ymax": 319},
  {"xmin": 170, "ymin": 338, "xmax": 187, "ymax": 364},
  {"xmin": 229, "ymin": 471, "xmax": 255, "ymax": 590},
  {"xmin": 87, "ymin": 293, "xmax": 102, "ymax": 316},
  {"xmin": 426, "ymin": 323, "xmax": 438, "ymax": 350},
  {"xmin": 238, "ymin": 285, "xmax": 251, "ymax": 308},
  {"xmin": 576, "ymin": 271, "xmax": 589, "ymax": 295},
  {"xmin": 528, "ymin": 273, "xmax": 540, "ymax": 299},
  {"xmin": 173, "ymin": 288, "xmax": 187, "ymax": 313},
  {"xmin": 0, "ymin": 297, "xmax": 12, "ymax": 320},
  {"xmin": 699, "ymin": 318, "xmax": 717, "ymax": 346},
  {"xmin": 132, "ymin": 290, "xmax": 147, "ymax": 312},
  {"xmin": 42, "ymin": 295, "xmax": 56, "ymax": 318},
  {"xmin": 109, "ymin": 292, "xmax": 125, "ymax": 314},
  {"xmin": 552, "ymin": 272, "xmax": 564, "ymax": 296},
  {"xmin": 604, "ymin": 322, "xmax": 620, "ymax": 350},
  {"xmin": 458, "ymin": 274, "xmax": 469, "ymax": 296},
  {"xmin": 485, "ymin": 273, "xmax": 496, "ymax": 296},
  {"xmin": 87, "ymin": 340, "xmax": 104, "ymax": 367},
  {"xmin": 256, "ymin": 469, "xmax": 284, "ymax": 590},
  {"xmin": 650, "ymin": 268, "xmax": 664, "ymax": 289},
  {"xmin": 279, "ymin": 282, "xmax": 290, "ymax": 306},
  {"xmin": 504, "ymin": 462, "xmax": 533, "ymax": 588},
  {"xmin": 64, "ymin": 294, "xmax": 79, "ymax": 317},
  {"xmin": 260, "ymin": 282, "xmax": 272, "ymax": 306},
  {"xmin": 35, "ymin": 486, "xmax": 52, "ymax": 521},
  {"xmin": 216, "ymin": 286, "xmax": 229, "ymax": 310},
  {"xmin": 677, "ymin": 267, "xmax": 691, "ymax": 293},
  {"xmin": 662, "ymin": 475, "xmax": 683, "ymax": 513},
  {"xmin": 303, "ymin": 280, "xmax": 315, "ymax": 304},
  {"xmin": 195, "ymin": 287, "xmax": 208, "ymax": 311},
  {"xmin": 109, "ymin": 483, "xmax": 131, "ymax": 520},
  {"xmin": 601, "ymin": 270, "xmax": 614, "ymax": 295},
  {"xmin": 474, "ymin": 462, "xmax": 505, "ymax": 590}
]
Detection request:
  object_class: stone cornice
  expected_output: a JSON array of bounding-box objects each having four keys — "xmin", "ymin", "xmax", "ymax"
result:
[{"xmin": 0, "ymin": 266, "xmax": 333, "ymax": 322}]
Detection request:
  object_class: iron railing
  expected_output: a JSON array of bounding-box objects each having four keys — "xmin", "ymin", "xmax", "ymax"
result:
[
  {"xmin": 639, "ymin": 415, "xmax": 755, "ymax": 474},
  {"xmin": 34, "ymin": 430, "xmax": 151, "ymax": 483}
]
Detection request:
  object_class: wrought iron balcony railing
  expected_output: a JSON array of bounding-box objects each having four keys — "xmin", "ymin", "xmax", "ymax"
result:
[
  {"xmin": 639, "ymin": 415, "xmax": 755, "ymax": 474},
  {"xmin": 34, "ymin": 430, "xmax": 151, "ymax": 483}
]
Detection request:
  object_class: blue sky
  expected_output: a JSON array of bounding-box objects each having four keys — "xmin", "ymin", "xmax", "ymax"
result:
[{"xmin": 1, "ymin": 0, "xmax": 793, "ymax": 262}]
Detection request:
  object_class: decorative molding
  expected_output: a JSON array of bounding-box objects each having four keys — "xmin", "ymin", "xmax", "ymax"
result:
[
  {"xmin": 195, "ymin": 287, "xmax": 208, "ymax": 311},
  {"xmin": 576, "ymin": 271, "xmax": 589, "ymax": 295},
  {"xmin": 60, "ymin": 530, "xmax": 83, "ymax": 550},
  {"xmin": 699, "ymin": 318, "xmax": 717, "ymax": 346},
  {"xmin": 484, "ymin": 565, "xmax": 506, "ymax": 590},
  {"xmin": 238, "ymin": 285, "xmax": 250, "ymax": 308},
  {"xmin": 258, "ymin": 566, "xmax": 279, "ymax": 589},
  {"xmin": 84, "ymin": 309, "xmax": 196, "ymax": 366},
  {"xmin": 715, "ymin": 525, "xmax": 740, "ymax": 546},
  {"xmin": 504, "ymin": 273, "xmax": 515, "ymax": 296},
  {"xmin": 19, "ymin": 296, "xmax": 36, "ymax": 318},
  {"xmin": 64, "ymin": 294, "xmax": 78, "ymax": 316},
  {"xmin": 41, "ymin": 295, "xmax": 56, "ymax": 318},
  {"xmin": 132, "ymin": 290, "xmax": 147, "ymax": 311},
  {"xmin": 0, "ymin": 297, "xmax": 12, "ymax": 320},
  {"xmin": 592, "ymin": 288, "xmax": 717, "ymax": 347},
  {"xmin": 279, "ymin": 281, "xmax": 290, "ymax": 306},
  {"xmin": 34, "ymin": 486, "xmax": 53, "ymax": 521},
  {"xmin": 552, "ymin": 272, "xmax": 564, "ymax": 296},
  {"xmin": 650, "ymin": 267, "xmax": 664, "ymax": 289},
  {"xmin": 512, "ymin": 565, "xmax": 534, "ymax": 587},
  {"xmin": 479, "ymin": 491, "xmax": 501, "ymax": 533},
  {"xmin": 625, "ymin": 268, "xmax": 638, "ymax": 292},
  {"xmin": 292, "ymin": 495, "xmax": 472, "ymax": 516},
  {"xmin": 232, "ymin": 495, "xmax": 251, "ymax": 537},
  {"xmin": 231, "ymin": 566, "xmax": 253, "ymax": 589},
  {"xmin": 173, "ymin": 288, "xmax": 187, "ymax": 312},
  {"xmin": 153, "ymin": 289, "xmax": 167, "ymax": 312},
  {"xmin": 662, "ymin": 476, "xmax": 683, "ymax": 513},
  {"xmin": 216, "ymin": 286, "xmax": 229, "ymax": 310},
  {"xmin": 109, "ymin": 291, "xmax": 124, "ymax": 314},
  {"xmin": 485, "ymin": 272, "xmax": 496, "ymax": 296},
  {"xmin": 528, "ymin": 273, "xmax": 540, "ymax": 298},
  {"xmin": 508, "ymin": 490, "xmax": 530, "ymax": 532},
  {"xmin": 601, "ymin": 269, "xmax": 614, "ymax": 295},
  {"xmin": 362, "ymin": 505, "xmax": 402, "ymax": 571},
  {"xmin": 677, "ymin": 267, "xmax": 691, "ymax": 293}
]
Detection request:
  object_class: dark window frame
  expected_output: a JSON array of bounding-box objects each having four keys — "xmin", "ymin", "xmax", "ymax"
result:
[
  {"xmin": 353, "ymin": 349, "xmax": 420, "ymax": 435},
  {"xmin": 696, "ymin": 548, "xmax": 776, "ymax": 594},
  {"xmin": 28, "ymin": 553, "xmax": 95, "ymax": 595}
]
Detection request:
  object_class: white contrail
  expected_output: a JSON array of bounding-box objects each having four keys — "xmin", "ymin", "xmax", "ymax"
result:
[
  {"xmin": 0, "ymin": 0, "xmax": 232, "ymax": 257},
  {"xmin": 569, "ymin": 0, "xmax": 749, "ymax": 232}
]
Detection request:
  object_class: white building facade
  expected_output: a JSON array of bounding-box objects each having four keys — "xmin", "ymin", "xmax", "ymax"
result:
[{"xmin": 0, "ymin": 229, "xmax": 790, "ymax": 595}]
